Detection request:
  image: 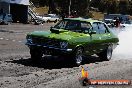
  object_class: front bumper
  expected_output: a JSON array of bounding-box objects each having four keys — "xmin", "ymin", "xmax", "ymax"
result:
[{"xmin": 25, "ymin": 42, "xmax": 73, "ymax": 54}]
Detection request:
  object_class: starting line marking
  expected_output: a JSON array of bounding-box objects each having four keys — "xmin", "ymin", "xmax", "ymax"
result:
[
  {"xmin": 0, "ymin": 38, "xmax": 4, "ymax": 40},
  {"xmin": 0, "ymin": 37, "xmax": 24, "ymax": 44}
]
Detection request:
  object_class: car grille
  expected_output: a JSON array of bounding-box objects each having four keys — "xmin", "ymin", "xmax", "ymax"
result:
[{"xmin": 32, "ymin": 37, "xmax": 60, "ymax": 48}]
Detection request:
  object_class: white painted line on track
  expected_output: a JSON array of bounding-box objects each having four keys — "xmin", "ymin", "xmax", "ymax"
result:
[
  {"xmin": 0, "ymin": 37, "xmax": 24, "ymax": 44},
  {"xmin": 12, "ymin": 40, "xmax": 16, "ymax": 42},
  {"xmin": 0, "ymin": 38, "xmax": 4, "ymax": 40}
]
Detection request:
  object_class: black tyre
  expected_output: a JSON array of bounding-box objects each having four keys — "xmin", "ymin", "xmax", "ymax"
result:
[
  {"xmin": 30, "ymin": 48, "xmax": 43, "ymax": 62},
  {"xmin": 73, "ymin": 47, "xmax": 83, "ymax": 66},
  {"xmin": 98, "ymin": 45, "xmax": 113, "ymax": 61},
  {"xmin": 47, "ymin": 20, "xmax": 50, "ymax": 23},
  {"xmin": 54, "ymin": 19, "xmax": 57, "ymax": 23},
  {"xmin": 4, "ymin": 22, "xmax": 8, "ymax": 25}
]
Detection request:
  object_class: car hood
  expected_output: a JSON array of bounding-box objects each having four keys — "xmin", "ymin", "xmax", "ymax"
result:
[{"xmin": 28, "ymin": 29, "xmax": 89, "ymax": 41}]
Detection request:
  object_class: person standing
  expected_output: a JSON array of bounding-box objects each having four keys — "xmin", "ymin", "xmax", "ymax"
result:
[{"xmin": 114, "ymin": 17, "xmax": 120, "ymax": 27}]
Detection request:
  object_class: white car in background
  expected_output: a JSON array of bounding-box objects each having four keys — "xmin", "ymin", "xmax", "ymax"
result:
[
  {"xmin": 35, "ymin": 14, "xmax": 60, "ymax": 23},
  {"xmin": 120, "ymin": 20, "xmax": 132, "ymax": 27},
  {"xmin": 43, "ymin": 14, "xmax": 60, "ymax": 23},
  {"xmin": 35, "ymin": 15, "xmax": 48, "ymax": 23}
]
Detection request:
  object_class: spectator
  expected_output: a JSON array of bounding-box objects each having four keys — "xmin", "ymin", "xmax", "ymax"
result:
[{"xmin": 114, "ymin": 17, "xmax": 120, "ymax": 27}]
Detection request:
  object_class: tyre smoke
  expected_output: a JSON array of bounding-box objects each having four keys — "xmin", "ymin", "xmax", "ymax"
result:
[{"xmin": 112, "ymin": 25, "xmax": 132, "ymax": 60}]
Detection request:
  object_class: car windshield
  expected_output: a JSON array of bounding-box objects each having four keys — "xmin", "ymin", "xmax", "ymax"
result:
[
  {"xmin": 54, "ymin": 20, "xmax": 92, "ymax": 32},
  {"xmin": 43, "ymin": 15, "xmax": 51, "ymax": 17}
]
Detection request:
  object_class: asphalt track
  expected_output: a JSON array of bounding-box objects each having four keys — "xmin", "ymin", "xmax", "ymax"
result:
[{"xmin": 0, "ymin": 24, "xmax": 132, "ymax": 88}]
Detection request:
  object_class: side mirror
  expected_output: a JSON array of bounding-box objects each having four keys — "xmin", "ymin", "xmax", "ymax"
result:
[{"xmin": 89, "ymin": 31, "xmax": 96, "ymax": 36}]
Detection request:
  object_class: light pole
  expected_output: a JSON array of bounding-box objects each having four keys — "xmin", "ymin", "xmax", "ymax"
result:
[
  {"xmin": 9, "ymin": 0, "xmax": 10, "ymax": 14},
  {"xmin": 69, "ymin": 0, "xmax": 71, "ymax": 16}
]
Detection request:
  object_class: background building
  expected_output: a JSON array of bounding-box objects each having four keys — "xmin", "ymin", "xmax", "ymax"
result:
[{"xmin": 0, "ymin": 0, "xmax": 29, "ymax": 23}]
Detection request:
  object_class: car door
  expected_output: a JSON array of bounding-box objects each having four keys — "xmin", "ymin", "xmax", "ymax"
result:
[
  {"xmin": 98, "ymin": 22, "xmax": 111, "ymax": 50},
  {"xmin": 89, "ymin": 22, "xmax": 103, "ymax": 54},
  {"xmin": 80, "ymin": 22, "xmax": 92, "ymax": 55}
]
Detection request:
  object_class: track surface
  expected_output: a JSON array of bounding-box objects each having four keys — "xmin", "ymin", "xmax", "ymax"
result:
[{"xmin": 0, "ymin": 24, "xmax": 132, "ymax": 88}]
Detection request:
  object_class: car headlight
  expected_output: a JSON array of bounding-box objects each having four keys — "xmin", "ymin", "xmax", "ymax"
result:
[{"xmin": 60, "ymin": 42, "xmax": 68, "ymax": 49}]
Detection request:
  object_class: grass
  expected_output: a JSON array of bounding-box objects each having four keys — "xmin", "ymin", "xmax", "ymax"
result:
[
  {"xmin": 33, "ymin": 7, "xmax": 49, "ymax": 15},
  {"xmin": 91, "ymin": 11, "xmax": 104, "ymax": 20}
]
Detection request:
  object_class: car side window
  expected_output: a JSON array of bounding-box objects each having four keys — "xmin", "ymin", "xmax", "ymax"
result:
[
  {"xmin": 92, "ymin": 22, "xmax": 99, "ymax": 34},
  {"xmin": 98, "ymin": 23, "xmax": 107, "ymax": 34},
  {"xmin": 81, "ymin": 22, "xmax": 91, "ymax": 33},
  {"xmin": 66, "ymin": 21, "xmax": 81, "ymax": 31},
  {"xmin": 54, "ymin": 20, "xmax": 67, "ymax": 29}
]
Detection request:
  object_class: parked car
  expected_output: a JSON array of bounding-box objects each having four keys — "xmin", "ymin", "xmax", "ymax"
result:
[
  {"xmin": 120, "ymin": 20, "xmax": 132, "ymax": 26},
  {"xmin": 40, "ymin": 15, "xmax": 51, "ymax": 23},
  {"xmin": 0, "ymin": 13, "xmax": 13, "ymax": 25},
  {"xmin": 104, "ymin": 19, "xmax": 125, "ymax": 28},
  {"xmin": 25, "ymin": 18, "xmax": 119, "ymax": 66},
  {"xmin": 104, "ymin": 19, "xmax": 115, "ymax": 27},
  {"xmin": 42, "ymin": 14, "xmax": 60, "ymax": 23},
  {"xmin": 32, "ymin": 15, "xmax": 47, "ymax": 24}
]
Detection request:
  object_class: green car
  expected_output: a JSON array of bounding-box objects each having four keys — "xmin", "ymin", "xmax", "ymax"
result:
[{"xmin": 26, "ymin": 18, "xmax": 119, "ymax": 66}]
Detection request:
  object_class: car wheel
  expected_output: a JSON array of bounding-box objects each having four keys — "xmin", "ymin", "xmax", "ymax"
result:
[
  {"xmin": 42, "ymin": 20, "xmax": 46, "ymax": 23},
  {"xmin": 1, "ymin": 21, "xmax": 5, "ymax": 25},
  {"xmin": 30, "ymin": 48, "xmax": 43, "ymax": 62},
  {"xmin": 47, "ymin": 20, "xmax": 50, "ymax": 23},
  {"xmin": 54, "ymin": 19, "xmax": 57, "ymax": 23},
  {"xmin": 98, "ymin": 45, "xmax": 113, "ymax": 61},
  {"xmin": 4, "ymin": 22, "xmax": 8, "ymax": 25},
  {"xmin": 73, "ymin": 47, "xmax": 83, "ymax": 66}
]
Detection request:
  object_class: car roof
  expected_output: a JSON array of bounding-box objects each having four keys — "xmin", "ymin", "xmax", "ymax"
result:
[
  {"xmin": 64, "ymin": 18, "xmax": 102, "ymax": 23},
  {"xmin": 104, "ymin": 19, "xmax": 113, "ymax": 21}
]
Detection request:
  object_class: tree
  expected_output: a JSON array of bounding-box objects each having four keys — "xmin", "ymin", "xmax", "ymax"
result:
[
  {"xmin": 30, "ymin": 0, "xmax": 132, "ymax": 16},
  {"xmin": 118, "ymin": 0, "xmax": 129, "ymax": 14}
]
